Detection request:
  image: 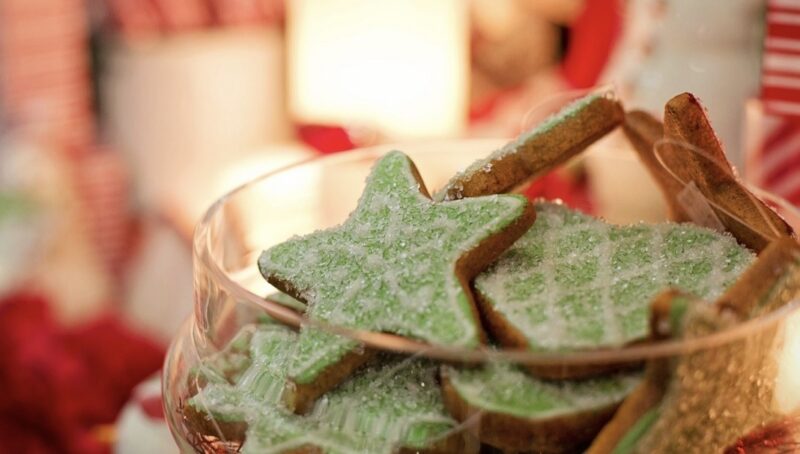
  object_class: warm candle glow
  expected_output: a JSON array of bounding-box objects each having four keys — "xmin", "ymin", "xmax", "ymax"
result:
[
  {"xmin": 216, "ymin": 146, "xmax": 321, "ymax": 254},
  {"xmin": 287, "ymin": 0, "xmax": 469, "ymax": 139},
  {"xmin": 775, "ymin": 309, "xmax": 800, "ymax": 413}
]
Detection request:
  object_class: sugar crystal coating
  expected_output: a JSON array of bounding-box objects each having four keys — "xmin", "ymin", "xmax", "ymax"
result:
[
  {"xmin": 258, "ymin": 151, "xmax": 530, "ymax": 383},
  {"xmin": 446, "ymin": 362, "xmax": 641, "ymax": 419},
  {"xmin": 475, "ymin": 202, "xmax": 754, "ymax": 351},
  {"xmin": 190, "ymin": 324, "xmax": 458, "ymax": 453},
  {"xmin": 434, "ymin": 92, "xmax": 604, "ymax": 201}
]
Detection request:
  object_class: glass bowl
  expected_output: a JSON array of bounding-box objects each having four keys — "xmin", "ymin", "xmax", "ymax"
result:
[{"xmin": 163, "ymin": 140, "xmax": 800, "ymax": 453}]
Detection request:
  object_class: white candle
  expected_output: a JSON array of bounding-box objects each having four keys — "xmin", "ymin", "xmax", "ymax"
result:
[
  {"xmin": 775, "ymin": 308, "xmax": 800, "ymax": 413},
  {"xmin": 287, "ymin": 0, "xmax": 469, "ymax": 139}
]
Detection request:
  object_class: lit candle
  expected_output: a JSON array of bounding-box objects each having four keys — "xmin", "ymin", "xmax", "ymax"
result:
[
  {"xmin": 775, "ymin": 309, "xmax": 800, "ymax": 413},
  {"xmin": 287, "ymin": 0, "xmax": 469, "ymax": 139}
]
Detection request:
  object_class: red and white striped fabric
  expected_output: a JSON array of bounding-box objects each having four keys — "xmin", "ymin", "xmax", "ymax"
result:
[
  {"xmin": 0, "ymin": 2, "xmax": 142, "ymax": 285},
  {"xmin": 0, "ymin": 0, "xmax": 95, "ymax": 155},
  {"xmin": 73, "ymin": 149, "xmax": 134, "ymax": 282},
  {"xmin": 104, "ymin": 0, "xmax": 284, "ymax": 36},
  {"xmin": 754, "ymin": 0, "xmax": 800, "ymax": 204}
]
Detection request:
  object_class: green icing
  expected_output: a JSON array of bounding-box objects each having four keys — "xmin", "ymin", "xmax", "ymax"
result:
[
  {"xmin": 668, "ymin": 296, "xmax": 692, "ymax": 334},
  {"xmin": 191, "ymin": 324, "xmax": 297, "ymax": 410},
  {"xmin": 255, "ymin": 293, "xmax": 306, "ymax": 325},
  {"xmin": 190, "ymin": 324, "xmax": 458, "ymax": 454},
  {"xmin": 192, "ymin": 326, "xmax": 257, "ymax": 386},
  {"xmin": 446, "ymin": 362, "xmax": 641, "ymax": 420},
  {"xmin": 258, "ymin": 151, "xmax": 529, "ymax": 384},
  {"xmin": 475, "ymin": 202, "xmax": 754, "ymax": 352},
  {"xmin": 619, "ymin": 265, "xmax": 800, "ymax": 453},
  {"xmin": 613, "ymin": 298, "xmax": 760, "ymax": 454},
  {"xmin": 611, "ymin": 408, "xmax": 660, "ymax": 454}
]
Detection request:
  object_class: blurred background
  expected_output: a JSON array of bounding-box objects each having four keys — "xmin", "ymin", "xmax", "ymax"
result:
[{"xmin": 0, "ymin": 0, "xmax": 796, "ymax": 451}]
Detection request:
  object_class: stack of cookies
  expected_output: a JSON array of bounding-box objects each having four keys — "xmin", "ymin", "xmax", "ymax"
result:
[{"xmin": 181, "ymin": 91, "xmax": 800, "ymax": 453}]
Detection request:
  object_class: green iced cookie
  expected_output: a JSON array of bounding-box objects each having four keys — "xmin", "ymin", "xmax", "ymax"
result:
[
  {"xmin": 434, "ymin": 91, "xmax": 623, "ymax": 201},
  {"xmin": 198, "ymin": 294, "xmax": 302, "ymax": 381},
  {"xmin": 258, "ymin": 151, "xmax": 532, "ymax": 403},
  {"xmin": 607, "ymin": 241, "xmax": 800, "ymax": 454},
  {"xmin": 442, "ymin": 362, "xmax": 641, "ymax": 452},
  {"xmin": 189, "ymin": 324, "xmax": 467, "ymax": 453},
  {"xmin": 254, "ymin": 292, "xmax": 307, "ymax": 325},
  {"xmin": 474, "ymin": 202, "xmax": 753, "ymax": 357},
  {"xmin": 609, "ymin": 302, "xmax": 758, "ymax": 454}
]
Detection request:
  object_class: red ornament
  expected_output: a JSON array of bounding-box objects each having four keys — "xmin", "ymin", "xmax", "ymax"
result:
[
  {"xmin": 0, "ymin": 292, "xmax": 165, "ymax": 453},
  {"xmin": 522, "ymin": 170, "xmax": 594, "ymax": 215},
  {"xmin": 724, "ymin": 415, "xmax": 800, "ymax": 454}
]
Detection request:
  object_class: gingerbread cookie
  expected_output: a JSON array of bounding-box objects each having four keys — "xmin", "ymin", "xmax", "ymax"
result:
[
  {"xmin": 474, "ymin": 202, "xmax": 753, "ymax": 377},
  {"xmin": 434, "ymin": 90, "xmax": 623, "ymax": 201},
  {"xmin": 185, "ymin": 324, "xmax": 297, "ymax": 446},
  {"xmin": 629, "ymin": 93, "xmax": 794, "ymax": 252},
  {"xmin": 258, "ymin": 151, "xmax": 535, "ymax": 412},
  {"xmin": 585, "ymin": 290, "xmax": 690, "ymax": 454},
  {"xmin": 716, "ymin": 236, "xmax": 800, "ymax": 318},
  {"xmin": 441, "ymin": 362, "xmax": 641, "ymax": 453},
  {"xmin": 601, "ymin": 301, "xmax": 763, "ymax": 453},
  {"xmin": 189, "ymin": 323, "xmax": 473, "ymax": 453},
  {"xmin": 589, "ymin": 237, "xmax": 800, "ymax": 453}
]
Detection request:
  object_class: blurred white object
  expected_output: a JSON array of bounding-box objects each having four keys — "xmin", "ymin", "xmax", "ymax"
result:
[
  {"xmin": 123, "ymin": 221, "xmax": 193, "ymax": 344},
  {"xmin": 169, "ymin": 142, "xmax": 316, "ymax": 238},
  {"xmin": 775, "ymin": 309, "xmax": 800, "ymax": 414},
  {"xmin": 584, "ymin": 134, "xmax": 667, "ymax": 224},
  {"xmin": 0, "ymin": 135, "xmax": 112, "ymax": 320},
  {"xmin": 617, "ymin": 0, "xmax": 762, "ymax": 169},
  {"xmin": 288, "ymin": 0, "xmax": 469, "ymax": 139},
  {"xmin": 115, "ymin": 374, "xmax": 178, "ymax": 454},
  {"xmin": 124, "ymin": 144, "xmax": 315, "ymax": 342},
  {"xmin": 103, "ymin": 28, "xmax": 290, "ymax": 210}
]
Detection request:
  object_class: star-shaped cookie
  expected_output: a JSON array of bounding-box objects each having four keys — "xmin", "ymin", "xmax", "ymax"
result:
[
  {"xmin": 258, "ymin": 151, "xmax": 535, "ymax": 411},
  {"xmin": 189, "ymin": 324, "xmax": 471, "ymax": 453}
]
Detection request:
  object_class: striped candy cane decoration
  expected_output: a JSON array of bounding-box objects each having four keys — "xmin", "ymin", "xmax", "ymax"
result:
[
  {"xmin": 754, "ymin": 0, "xmax": 800, "ymax": 204},
  {"xmin": 73, "ymin": 149, "xmax": 134, "ymax": 282},
  {"xmin": 0, "ymin": 0, "xmax": 95, "ymax": 153}
]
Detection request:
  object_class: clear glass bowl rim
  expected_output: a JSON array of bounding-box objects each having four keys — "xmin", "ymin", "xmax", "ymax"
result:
[{"xmin": 192, "ymin": 143, "xmax": 800, "ymax": 367}]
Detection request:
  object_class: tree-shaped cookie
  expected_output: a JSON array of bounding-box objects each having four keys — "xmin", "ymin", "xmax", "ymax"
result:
[
  {"xmin": 441, "ymin": 361, "xmax": 641, "ymax": 453},
  {"xmin": 588, "ymin": 237, "xmax": 800, "ymax": 453},
  {"xmin": 188, "ymin": 324, "xmax": 473, "ymax": 453},
  {"xmin": 474, "ymin": 202, "xmax": 754, "ymax": 378},
  {"xmin": 258, "ymin": 151, "xmax": 535, "ymax": 411}
]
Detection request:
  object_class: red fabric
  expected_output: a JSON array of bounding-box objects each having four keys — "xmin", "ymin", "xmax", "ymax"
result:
[
  {"xmin": 105, "ymin": 0, "xmax": 285, "ymax": 34},
  {"xmin": 468, "ymin": 85, "xmax": 526, "ymax": 123},
  {"xmin": 724, "ymin": 414, "xmax": 800, "ymax": 453},
  {"xmin": 522, "ymin": 170, "xmax": 594, "ymax": 215},
  {"xmin": 152, "ymin": 0, "xmax": 212, "ymax": 32},
  {"xmin": 138, "ymin": 395, "xmax": 165, "ymax": 420},
  {"xmin": 296, "ymin": 124, "xmax": 356, "ymax": 154},
  {"xmin": 560, "ymin": 0, "xmax": 623, "ymax": 89},
  {"xmin": 0, "ymin": 293, "xmax": 165, "ymax": 453},
  {"xmin": 469, "ymin": 1, "xmax": 623, "ymax": 124}
]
